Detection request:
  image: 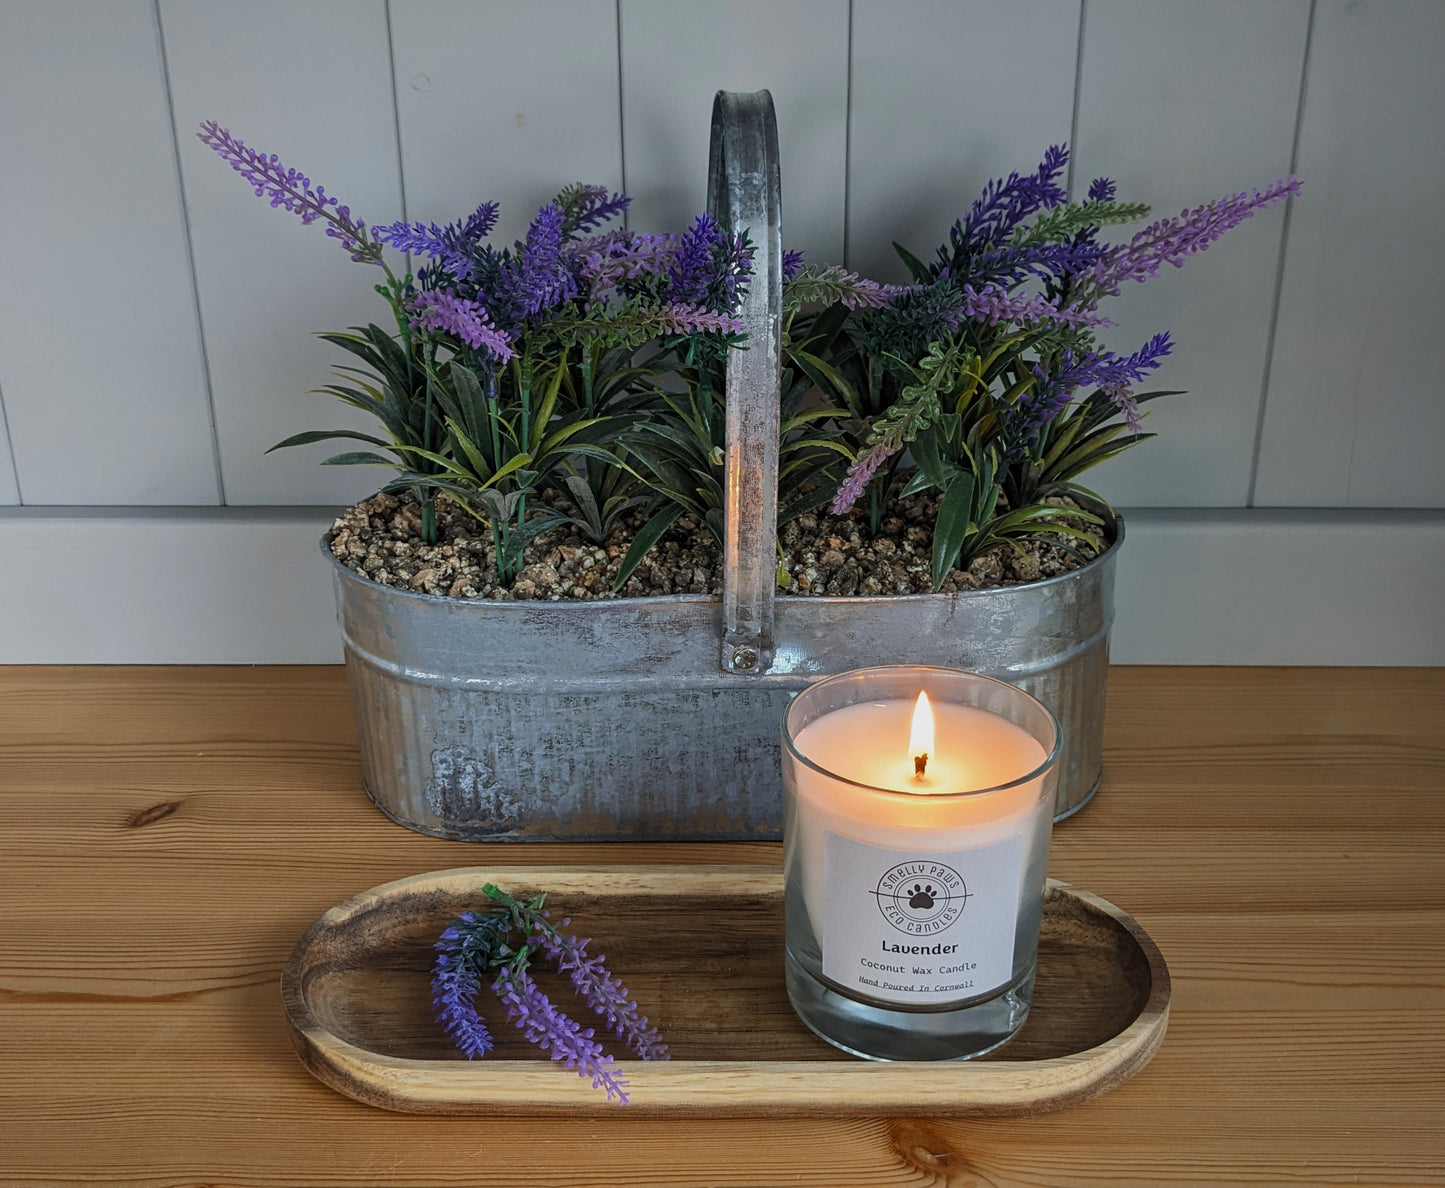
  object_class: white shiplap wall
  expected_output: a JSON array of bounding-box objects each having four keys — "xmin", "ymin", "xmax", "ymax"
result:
[
  {"xmin": 1255, "ymin": 0, "xmax": 1445, "ymax": 507},
  {"xmin": 0, "ymin": 0, "xmax": 219, "ymax": 505},
  {"xmin": 0, "ymin": 0, "xmax": 1441, "ymax": 662}
]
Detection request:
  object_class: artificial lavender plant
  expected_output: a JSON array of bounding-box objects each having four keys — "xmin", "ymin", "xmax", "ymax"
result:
[
  {"xmin": 793, "ymin": 144, "xmax": 1300, "ymax": 586},
  {"xmin": 198, "ymin": 123, "xmax": 751, "ymax": 581},
  {"xmin": 432, "ymin": 884, "xmax": 668, "ymax": 1105}
]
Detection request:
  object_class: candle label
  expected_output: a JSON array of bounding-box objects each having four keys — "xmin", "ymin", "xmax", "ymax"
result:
[{"xmin": 822, "ymin": 831, "xmax": 1023, "ymax": 1006}]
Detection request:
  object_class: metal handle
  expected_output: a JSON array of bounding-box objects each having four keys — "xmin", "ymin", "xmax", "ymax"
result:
[{"xmin": 708, "ymin": 90, "xmax": 782, "ymax": 675}]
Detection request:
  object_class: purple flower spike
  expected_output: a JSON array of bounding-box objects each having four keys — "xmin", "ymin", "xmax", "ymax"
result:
[
  {"xmin": 1093, "ymin": 177, "xmax": 1302, "ymax": 294},
  {"xmin": 493, "ymin": 965, "xmax": 630, "ymax": 1104},
  {"xmin": 950, "ymin": 144, "xmax": 1070, "ymax": 257},
  {"xmin": 432, "ymin": 951, "xmax": 494, "ymax": 1059},
  {"xmin": 406, "ymin": 291, "xmax": 516, "ymax": 361},
  {"xmin": 1086, "ymin": 177, "xmax": 1117, "ymax": 203},
  {"xmin": 1016, "ymin": 332, "xmax": 1174, "ymax": 434},
  {"xmin": 501, "ymin": 203, "xmax": 578, "ymax": 317},
  {"xmin": 654, "ymin": 302, "xmax": 745, "ymax": 336},
  {"xmin": 197, "ymin": 121, "xmax": 381, "ymax": 265},
  {"xmin": 960, "ymin": 283, "xmax": 1111, "ymax": 329},
  {"xmin": 782, "ymin": 248, "xmax": 805, "ymax": 280},
  {"xmin": 535, "ymin": 930, "xmax": 669, "ymax": 1062},
  {"xmin": 831, "ymin": 442, "xmax": 898, "ymax": 515},
  {"xmin": 558, "ymin": 184, "xmax": 632, "ymax": 235}
]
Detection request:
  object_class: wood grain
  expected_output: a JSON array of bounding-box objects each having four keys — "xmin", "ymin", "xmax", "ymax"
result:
[{"xmin": 0, "ymin": 666, "xmax": 1442, "ymax": 1184}]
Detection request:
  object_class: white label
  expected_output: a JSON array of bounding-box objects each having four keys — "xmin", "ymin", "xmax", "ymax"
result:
[{"xmin": 822, "ymin": 831, "xmax": 1024, "ymax": 1006}]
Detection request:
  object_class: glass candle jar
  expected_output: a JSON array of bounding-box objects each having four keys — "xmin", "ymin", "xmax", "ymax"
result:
[{"xmin": 782, "ymin": 665, "xmax": 1061, "ymax": 1061}]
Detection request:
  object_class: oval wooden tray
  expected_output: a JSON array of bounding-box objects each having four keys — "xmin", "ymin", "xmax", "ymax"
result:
[{"xmin": 282, "ymin": 866, "xmax": 1169, "ymax": 1116}]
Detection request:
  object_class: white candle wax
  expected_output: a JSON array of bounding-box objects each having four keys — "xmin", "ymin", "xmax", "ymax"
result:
[{"xmin": 790, "ymin": 696, "xmax": 1050, "ymax": 1006}]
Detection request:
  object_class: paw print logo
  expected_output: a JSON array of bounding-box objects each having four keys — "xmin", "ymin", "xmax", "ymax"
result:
[
  {"xmin": 873, "ymin": 862, "xmax": 969, "ymax": 934},
  {"xmin": 908, "ymin": 884, "xmax": 935, "ymax": 909}
]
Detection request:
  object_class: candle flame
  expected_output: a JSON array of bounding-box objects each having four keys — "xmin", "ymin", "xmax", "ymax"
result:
[{"xmin": 909, "ymin": 690, "xmax": 934, "ymax": 779}]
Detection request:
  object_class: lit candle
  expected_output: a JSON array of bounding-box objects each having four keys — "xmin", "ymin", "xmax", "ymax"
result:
[{"xmin": 781, "ymin": 666, "xmax": 1060, "ymax": 1058}]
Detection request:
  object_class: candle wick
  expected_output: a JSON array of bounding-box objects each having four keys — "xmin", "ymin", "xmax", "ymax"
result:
[{"xmin": 914, "ymin": 753, "xmax": 928, "ymax": 779}]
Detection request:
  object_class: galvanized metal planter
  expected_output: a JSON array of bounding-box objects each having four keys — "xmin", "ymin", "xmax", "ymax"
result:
[{"xmin": 328, "ymin": 90, "xmax": 1120, "ymax": 842}]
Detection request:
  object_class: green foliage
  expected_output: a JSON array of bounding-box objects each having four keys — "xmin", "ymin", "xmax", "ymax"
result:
[
  {"xmin": 1005, "ymin": 386, "xmax": 1181, "ymax": 510},
  {"xmin": 1009, "ymin": 199, "xmax": 1152, "ymax": 246}
]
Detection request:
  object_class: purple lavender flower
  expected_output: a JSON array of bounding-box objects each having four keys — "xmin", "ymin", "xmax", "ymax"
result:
[
  {"xmin": 555, "ymin": 184, "xmax": 631, "ymax": 235},
  {"xmin": 377, "ymin": 201, "xmax": 499, "ymax": 279},
  {"xmin": 652, "ymin": 302, "xmax": 745, "ymax": 336},
  {"xmin": 943, "ymin": 145, "xmax": 1070, "ymax": 263},
  {"xmin": 534, "ymin": 929, "xmax": 669, "ymax": 1062},
  {"xmin": 965, "ymin": 237, "xmax": 1110, "ymax": 290},
  {"xmin": 831, "ymin": 442, "xmax": 897, "ymax": 515},
  {"xmin": 1102, "ymin": 384, "xmax": 1143, "ymax": 432},
  {"xmin": 197, "ymin": 121, "xmax": 381, "ymax": 264},
  {"xmin": 407, "ymin": 291, "xmax": 516, "ymax": 361},
  {"xmin": 431, "ymin": 950, "xmax": 493, "ymax": 1059},
  {"xmin": 570, "ymin": 230, "xmax": 679, "ymax": 292},
  {"xmin": 782, "ymin": 248, "xmax": 806, "ymax": 281},
  {"xmin": 960, "ymin": 283, "xmax": 1112, "ymax": 329},
  {"xmin": 1092, "ymin": 177, "xmax": 1302, "ymax": 295},
  {"xmin": 493, "ymin": 965, "xmax": 629, "ymax": 1104},
  {"xmin": 1086, "ymin": 177, "xmax": 1117, "ymax": 203},
  {"xmin": 1017, "ymin": 332, "xmax": 1174, "ymax": 432},
  {"xmin": 498, "ymin": 203, "xmax": 578, "ymax": 318},
  {"xmin": 666, "ymin": 213, "xmax": 751, "ymax": 312}
]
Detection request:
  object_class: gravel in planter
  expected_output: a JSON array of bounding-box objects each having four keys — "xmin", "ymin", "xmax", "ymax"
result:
[{"xmin": 328, "ymin": 492, "xmax": 1108, "ymax": 602}]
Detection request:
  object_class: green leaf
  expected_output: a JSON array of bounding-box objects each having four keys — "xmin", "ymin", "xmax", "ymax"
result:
[
  {"xmin": 268, "ymin": 429, "xmax": 391, "ymax": 454},
  {"xmin": 613, "ymin": 503, "xmax": 682, "ymax": 590},
  {"xmin": 484, "ymin": 451, "xmax": 534, "ymax": 488},
  {"xmin": 931, "ymin": 473, "xmax": 976, "ymax": 591},
  {"xmin": 892, "ymin": 241, "xmax": 931, "ymax": 283},
  {"xmin": 499, "ymin": 511, "xmax": 567, "ymax": 570},
  {"xmin": 528, "ymin": 362, "xmax": 569, "ymax": 452},
  {"xmin": 320, "ymin": 451, "xmax": 398, "ymax": 467}
]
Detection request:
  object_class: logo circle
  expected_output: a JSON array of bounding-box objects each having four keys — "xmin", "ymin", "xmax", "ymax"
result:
[{"xmin": 872, "ymin": 861, "xmax": 969, "ymax": 935}]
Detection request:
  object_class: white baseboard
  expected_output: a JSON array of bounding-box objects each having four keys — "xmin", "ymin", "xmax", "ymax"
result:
[{"xmin": 0, "ymin": 506, "xmax": 1440, "ymax": 664}]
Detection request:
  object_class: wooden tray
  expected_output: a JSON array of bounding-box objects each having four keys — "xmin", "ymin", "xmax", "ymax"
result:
[{"xmin": 282, "ymin": 866, "xmax": 1170, "ymax": 1116}]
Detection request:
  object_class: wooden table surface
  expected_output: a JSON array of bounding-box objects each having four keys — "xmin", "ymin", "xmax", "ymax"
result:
[{"xmin": 1, "ymin": 666, "xmax": 1441, "ymax": 1187}]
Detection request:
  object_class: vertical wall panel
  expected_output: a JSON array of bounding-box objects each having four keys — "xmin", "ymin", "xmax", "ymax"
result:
[
  {"xmin": 1256, "ymin": 0, "xmax": 1445, "ymax": 508},
  {"xmin": 0, "ymin": 391, "xmax": 19, "ymax": 504},
  {"xmin": 391, "ymin": 0, "xmax": 623, "ymax": 250},
  {"xmin": 0, "ymin": 0, "xmax": 219, "ymax": 505},
  {"xmin": 620, "ymin": 0, "xmax": 849, "ymax": 264},
  {"xmin": 163, "ymin": 0, "xmax": 404, "ymax": 506},
  {"xmin": 847, "ymin": 0, "xmax": 1079, "ymax": 282},
  {"xmin": 1073, "ymin": 0, "xmax": 1309, "ymax": 508}
]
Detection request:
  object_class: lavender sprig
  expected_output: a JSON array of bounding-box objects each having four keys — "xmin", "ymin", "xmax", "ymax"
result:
[
  {"xmin": 1015, "ymin": 332, "xmax": 1174, "ymax": 434},
  {"xmin": 1091, "ymin": 177, "xmax": 1302, "ymax": 295},
  {"xmin": 196, "ymin": 121, "xmax": 385, "ymax": 267},
  {"xmin": 534, "ymin": 928, "xmax": 669, "ymax": 1061},
  {"xmin": 406, "ymin": 291, "xmax": 515, "ymax": 361},
  {"xmin": 784, "ymin": 263, "xmax": 898, "ymax": 312},
  {"xmin": 431, "ymin": 886, "xmax": 668, "ymax": 1105},
  {"xmin": 960, "ymin": 283, "xmax": 1112, "ymax": 329},
  {"xmin": 554, "ymin": 183, "xmax": 631, "ymax": 236},
  {"xmin": 376, "ymin": 202, "xmax": 499, "ymax": 280},
  {"xmin": 432, "ymin": 950, "xmax": 493, "ymax": 1059},
  {"xmin": 493, "ymin": 964, "xmax": 629, "ymax": 1104},
  {"xmin": 830, "ymin": 442, "xmax": 897, "ymax": 516},
  {"xmin": 947, "ymin": 144, "xmax": 1070, "ymax": 258}
]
